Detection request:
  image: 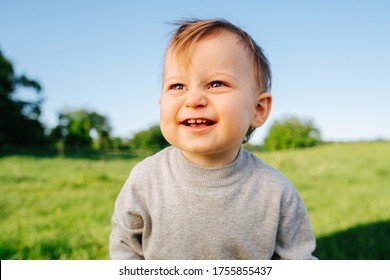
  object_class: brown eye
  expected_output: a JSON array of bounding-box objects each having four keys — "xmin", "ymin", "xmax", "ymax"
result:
[
  {"xmin": 210, "ymin": 81, "xmax": 224, "ymax": 88},
  {"xmin": 171, "ymin": 84, "xmax": 184, "ymax": 90}
]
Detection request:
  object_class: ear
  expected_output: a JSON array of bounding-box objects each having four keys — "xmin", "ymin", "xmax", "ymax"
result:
[{"xmin": 251, "ymin": 92, "xmax": 272, "ymax": 128}]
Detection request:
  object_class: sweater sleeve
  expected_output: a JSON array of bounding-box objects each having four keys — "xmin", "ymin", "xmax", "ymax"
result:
[
  {"xmin": 273, "ymin": 189, "xmax": 317, "ymax": 260},
  {"xmin": 109, "ymin": 176, "xmax": 145, "ymax": 260}
]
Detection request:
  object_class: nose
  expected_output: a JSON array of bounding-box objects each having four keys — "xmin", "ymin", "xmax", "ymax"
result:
[{"xmin": 184, "ymin": 89, "xmax": 208, "ymax": 109}]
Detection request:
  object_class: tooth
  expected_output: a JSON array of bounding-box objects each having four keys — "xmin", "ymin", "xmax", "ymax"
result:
[
  {"xmin": 188, "ymin": 119, "xmax": 195, "ymax": 124},
  {"xmin": 202, "ymin": 120, "xmax": 206, "ymax": 123},
  {"xmin": 196, "ymin": 119, "xmax": 203, "ymax": 123}
]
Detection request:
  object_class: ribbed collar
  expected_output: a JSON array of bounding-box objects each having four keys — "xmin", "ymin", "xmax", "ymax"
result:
[{"xmin": 171, "ymin": 147, "xmax": 251, "ymax": 188}]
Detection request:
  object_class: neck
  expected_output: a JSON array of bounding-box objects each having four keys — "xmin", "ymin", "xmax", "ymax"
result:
[{"xmin": 180, "ymin": 147, "xmax": 241, "ymax": 167}]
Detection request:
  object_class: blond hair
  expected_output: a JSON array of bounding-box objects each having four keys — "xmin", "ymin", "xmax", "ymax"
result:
[
  {"xmin": 166, "ymin": 18, "xmax": 271, "ymax": 92},
  {"xmin": 165, "ymin": 18, "xmax": 272, "ymax": 143}
]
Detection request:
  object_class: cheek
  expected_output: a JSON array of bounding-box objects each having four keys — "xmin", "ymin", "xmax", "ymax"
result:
[
  {"xmin": 159, "ymin": 105, "xmax": 174, "ymax": 146},
  {"xmin": 222, "ymin": 97, "xmax": 255, "ymax": 125},
  {"xmin": 159, "ymin": 103, "xmax": 167, "ymax": 121},
  {"xmin": 159, "ymin": 109, "xmax": 170, "ymax": 135},
  {"xmin": 159, "ymin": 97, "xmax": 180, "ymax": 132},
  {"xmin": 159, "ymin": 97, "xmax": 174, "ymax": 119}
]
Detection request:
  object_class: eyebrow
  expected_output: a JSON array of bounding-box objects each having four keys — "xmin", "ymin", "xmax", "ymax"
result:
[
  {"xmin": 164, "ymin": 72, "xmax": 239, "ymax": 84},
  {"xmin": 163, "ymin": 76, "xmax": 184, "ymax": 85},
  {"xmin": 212, "ymin": 71, "xmax": 239, "ymax": 82}
]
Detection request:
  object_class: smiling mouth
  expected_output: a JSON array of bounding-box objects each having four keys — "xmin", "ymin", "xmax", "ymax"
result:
[{"xmin": 181, "ymin": 118, "xmax": 216, "ymax": 127}]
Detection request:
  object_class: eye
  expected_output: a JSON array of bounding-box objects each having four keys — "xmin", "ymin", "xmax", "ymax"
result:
[
  {"xmin": 170, "ymin": 83, "xmax": 185, "ymax": 90},
  {"xmin": 209, "ymin": 81, "xmax": 225, "ymax": 88}
]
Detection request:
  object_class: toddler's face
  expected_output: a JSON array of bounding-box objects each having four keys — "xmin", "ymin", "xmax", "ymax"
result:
[{"xmin": 160, "ymin": 31, "xmax": 269, "ymax": 166}]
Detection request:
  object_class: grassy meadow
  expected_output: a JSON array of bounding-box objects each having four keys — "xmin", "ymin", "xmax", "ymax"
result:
[{"xmin": 0, "ymin": 142, "xmax": 389, "ymax": 259}]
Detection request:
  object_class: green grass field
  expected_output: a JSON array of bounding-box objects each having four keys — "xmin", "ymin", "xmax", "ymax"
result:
[{"xmin": 1, "ymin": 142, "xmax": 389, "ymax": 259}]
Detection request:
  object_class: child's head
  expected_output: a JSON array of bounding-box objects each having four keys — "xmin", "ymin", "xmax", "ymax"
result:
[
  {"xmin": 160, "ymin": 18, "xmax": 272, "ymax": 166},
  {"xmin": 166, "ymin": 19, "xmax": 272, "ymax": 94}
]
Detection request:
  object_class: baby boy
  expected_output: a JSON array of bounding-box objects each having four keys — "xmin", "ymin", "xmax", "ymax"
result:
[{"xmin": 110, "ymin": 19, "xmax": 316, "ymax": 259}]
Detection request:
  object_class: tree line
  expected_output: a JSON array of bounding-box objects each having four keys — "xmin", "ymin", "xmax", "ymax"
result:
[{"xmin": 0, "ymin": 48, "xmax": 321, "ymax": 154}]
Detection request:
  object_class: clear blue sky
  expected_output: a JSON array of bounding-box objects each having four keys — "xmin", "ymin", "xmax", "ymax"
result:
[{"xmin": 1, "ymin": 0, "xmax": 389, "ymax": 143}]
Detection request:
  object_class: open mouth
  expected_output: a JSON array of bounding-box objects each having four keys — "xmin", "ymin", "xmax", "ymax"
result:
[{"xmin": 181, "ymin": 118, "xmax": 216, "ymax": 127}]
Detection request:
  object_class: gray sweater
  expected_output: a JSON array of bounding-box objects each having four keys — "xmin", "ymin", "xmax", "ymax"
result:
[{"xmin": 110, "ymin": 146, "xmax": 316, "ymax": 259}]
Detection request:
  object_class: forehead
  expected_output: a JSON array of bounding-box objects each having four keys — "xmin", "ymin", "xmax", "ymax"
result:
[{"xmin": 164, "ymin": 30, "xmax": 252, "ymax": 73}]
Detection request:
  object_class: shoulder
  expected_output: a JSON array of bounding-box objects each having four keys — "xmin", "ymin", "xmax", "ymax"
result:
[
  {"xmin": 133, "ymin": 146, "xmax": 174, "ymax": 167},
  {"xmin": 127, "ymin": 146, "xmax": 176, "ymax": 183},
  {"xmin": 244, "ymin": 150, "xmax": 297, "ymax": 199},
  {"xmin": 117, "ymin": 146, "xmax": 176, "ymax": 202},
  {"xmin": 246, "ymin": 151, "xmax": 308, "ymax": 218},
  {"xmin": 245, "ymin": 150, "xmax": 292, "ymax": 186}
]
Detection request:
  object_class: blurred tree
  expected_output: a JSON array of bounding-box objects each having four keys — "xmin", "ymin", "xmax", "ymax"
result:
[
  {"xmin": 129, "ymin": 124, "xmax": 170, "ymax": 154},
  {"xmin": 0, "ymin": 49, "xmax": 46, "ymax": 147},
  {"xmin": 110, "ymin": 137, "xmax": 131, "ymax": 151},
  {"xmin": 263, "ymin": 116, "xmax": 321, "ymax": 151},
  {"xmin": 50, "ymin": 109, "xmax": 112, "ymax": 149}
]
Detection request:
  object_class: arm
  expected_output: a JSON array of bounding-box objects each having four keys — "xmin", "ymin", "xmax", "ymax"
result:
[
  {"xmin": 273, "ymin": 190, "xmax": 317, "ymax": 260},
  {"xmin": 109, "ymin": 179, "xmax": 145, "ymax": 260}
]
